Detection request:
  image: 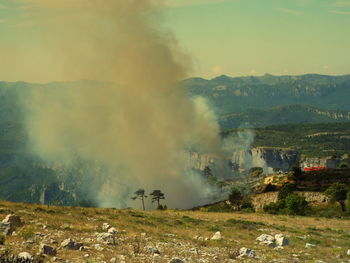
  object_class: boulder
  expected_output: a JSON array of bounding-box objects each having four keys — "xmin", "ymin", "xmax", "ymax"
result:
[
  {"xmin": 97, "ymin": 232, "xmax": 116, "ymax": 245},
  {"xmin": 61, "ymin": 238, "xmax": 83, "ymax": 250},
  {"xmin": 305, "ymin": 243, "xmax": 316, "ymax": 248},
  {"xmin": 168, "ymin": 258, "xmax": 185, "ymax": 263},
  {"xmin": 256, "ymin": 234, "xmax": 275, "ymax": 247},
  {"xmin": 102, "ymin": 223, "xmax": 111, "ymax": 231},
  {"xmin": 275, "ymin": 234, "xmax": 289, "ymax": 246},
  {"xmin": 211, "ymin": 231, "xmax": 222, "ymax": 240},
  {"xmin": 238, "ymin": 247, "xmax": 256, "ymax": 258},
  {"xmin": 0, "ymin": 222, "xmax": 13, "ymax": 236},
  {"xmin": 18, "ymin": 252, "xmax": 33, "ymax": 260},
  {"xmin": 40, "ymin": 243, "xmax": 57, "ymax": 256},
  {"xmin": 147, "ymin": 246, "xmax": 161, "ymax": 255},
  {"xmin": 2, "ymin": 214, "xmax": 22, "ymax": 227},
  {"xmin": 107, "ymin": 227, "xmax": 117, "ymax": 234}
]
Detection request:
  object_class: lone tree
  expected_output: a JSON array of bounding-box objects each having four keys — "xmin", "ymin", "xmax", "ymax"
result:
[
  {"xmin": 228, "ymin": 188, "xmax": 243, "ymax": 211},
  {"xmin": 325, "ymin": 183, "xmax": 349, "ymax": 212},
  {"xmin": 150, "ymin": 190, "xmax": 165, "ymax": 209},
  {"xmin": 132, "ymin": 189, "xmax": 148, "ymax": 210}
]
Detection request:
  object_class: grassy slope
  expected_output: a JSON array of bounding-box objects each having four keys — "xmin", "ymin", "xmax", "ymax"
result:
[{"xmin": 1, "ymin": 201, "xmax": 349, "ymax": 263}]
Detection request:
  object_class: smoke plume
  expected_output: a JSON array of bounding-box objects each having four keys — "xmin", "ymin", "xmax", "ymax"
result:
[{"xmin": 18, "ymin": 0, "xmax": 224, "ymax": 208}]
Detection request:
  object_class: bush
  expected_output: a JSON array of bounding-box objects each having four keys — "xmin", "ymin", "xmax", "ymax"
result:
[
  {"xmin": 228, "ymin": 188, "xmax": 243, "ymax": 211},
  {"xmin": 278, "ymin": 183, "xmax": 296, "ymax": 200},
  {"xmin": 20, "ymin": 227, "xmax": 35, "ymax": 240},
  {"xmin": 325, "ymin": 183, "xmax": 349, "ymax": 212},
  {"xmin": 285, "ymin": 194, "xmax": 308, "ymax": 215},
  {"xmin": 263, "ymin": 199, "xmax": 286, "ymax": 214}
]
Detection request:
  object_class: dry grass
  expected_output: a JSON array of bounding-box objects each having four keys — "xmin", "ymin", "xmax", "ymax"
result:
[{"xmin": 0, "ymin": 200, "xmax": 349, "ymax": 262}]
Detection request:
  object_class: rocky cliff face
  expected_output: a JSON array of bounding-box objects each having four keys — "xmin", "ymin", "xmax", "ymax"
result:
[
  {"xmin": 251, "ymin": 191, "xmax": 328, "ymax": 209},
  {"xmin": 189, "ymin": 147, "xmax": 299, "ymax": 176},
  {"xmin": 251, "ymin": 147, "xmax": 299, "ymax": 172}
]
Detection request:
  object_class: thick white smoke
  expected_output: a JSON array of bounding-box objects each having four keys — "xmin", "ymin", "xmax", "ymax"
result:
[{"xmin": 18, "ymin": 0, "xmax": 226, "ymax": 209}]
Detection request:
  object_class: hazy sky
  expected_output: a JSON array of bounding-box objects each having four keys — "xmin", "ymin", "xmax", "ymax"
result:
[{"xmin": 0, "ymin": 0, "xmax": 349, "ymax": 81}]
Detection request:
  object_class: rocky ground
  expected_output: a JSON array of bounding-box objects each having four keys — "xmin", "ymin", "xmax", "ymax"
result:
[{"xmin": 0, "ymin": 201, "xmax": 349, "ymax": 263}]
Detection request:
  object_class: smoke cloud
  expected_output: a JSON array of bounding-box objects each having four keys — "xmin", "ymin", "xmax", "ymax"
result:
[{"xmin": 18, "ymin": 0, "xmax": 225, "ymax": 209}]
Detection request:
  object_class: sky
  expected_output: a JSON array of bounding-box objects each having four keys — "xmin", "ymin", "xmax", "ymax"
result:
[{"xmin": 0, "ymin": 0, "xmax": 349, "ymax": 81}]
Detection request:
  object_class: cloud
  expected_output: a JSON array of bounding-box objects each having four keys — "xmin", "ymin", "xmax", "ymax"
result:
[
  {"xmin": 330, "ymin": 10, "xmax": 350, "ymax": 14},
  {"xmin": 277, "ymin": 8, "xmax": 302, "ymax": 16}
]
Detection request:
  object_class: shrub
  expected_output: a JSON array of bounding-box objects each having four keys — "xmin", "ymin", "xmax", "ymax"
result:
[
  {"xmin": 325, "ymin": 183, "xmax": 349, "ymax": 212},
  {"xmin": 20, "ymin": 226, "xmax": 35, "ymax": 240},
  {"xmin": 285, "ymin": 194, "xmax": 308, "ymax": 215},
  {"xmin": 278, "ymin": 183, "xmax": 296, "ymax": 200},
  {"xmin": 228, "ymin": 188, "xmax": 243, "ymax": 211},
  {"xmin": 263, "ymin": 199, "xmax": 286, "ymax": 214}
]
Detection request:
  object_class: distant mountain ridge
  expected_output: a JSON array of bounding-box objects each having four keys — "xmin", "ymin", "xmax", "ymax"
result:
[
  {"xmin": 181, "ymin": 73, "xmax": 350, "ymax": 114},
  {"xmin": 219, "ymin": 104, "xmax": 350, "ymax": 129}
]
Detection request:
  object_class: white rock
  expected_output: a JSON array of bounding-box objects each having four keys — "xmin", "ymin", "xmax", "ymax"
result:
[
  {"xmin": 275, "ymin": 234, "xmax": 289, "ymax": 246},
  {"xmin": 238, "ymin": 247, "xmax": 256, "ymax": 258},
  {"xmin": 211, "ymin": 232, "xmax": 222, "ymax": 240},
  {"xmin": 18, "ymin": 252, "xmax": 33, "ymax": 260},
  {"xmin": 107, "ymin": 227, "xmax": 117, "ymax": 234},
  {"xmin": 102, "ymin": 223, "xmax": 111, "ymax": 231},
  {"xmin": 305, "ymin": 243, "xmax": 316, "ymax": 248},
  {"xmin": 347, "ymin": 249, "xmax": 350, "ymax": 256},
  {"xmin": 256, "ymin": 234, "xmax": 275, "ymax": 247}
]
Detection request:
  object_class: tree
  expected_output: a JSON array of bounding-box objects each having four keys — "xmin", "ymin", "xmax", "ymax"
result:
[
  {"xmin": 339, "ymin": 162, "xmax": 348, "ymax": 169},
  {"xmin": 249, "ymin": 167, "xmax": 263, "ymax": 177},
  {"xmin": 325, "ymin": 183, "xmax": 349, "ymax": 212},
  {"xmin": 149, "ymin": 190, "xmax": 165, "ymax": 209},
  {"xmin": 132, "ymin": 189, "xmax": 148, "ymax": 211},
  {"xmin": 285, "ymin": 194, "xmax": 308, "ymax": 215},
  {"xmin": 278, "ymin": 183, "xmax": 296, "ymax": 200},
  {"xmin": 228, "ymin": 188, "xmax": 243, "ymax": 211},
  {"xmin": 291, "ymin": 163, "xmax": 302, "ymax": 178}
]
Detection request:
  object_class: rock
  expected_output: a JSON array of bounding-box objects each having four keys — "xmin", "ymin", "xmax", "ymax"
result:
[
  {"xmin": 147, "ymin": 246, "xmax": 160, "ymax": 255},
  {"xmin": 102, "ymin": 223, "xmax": 111, "ymax": 231},
  {"xmin": 238, "ymin": 247, "xmax": 256, "ymax": 258},
  {"xmin": 347, "ymin": 249, "xmax": 350, "ymax": 256},
  {"xmin": 0, "ymin": 222, "xmax": 13, "ymax": 235},
  {"xmin": 256, "ymin": 234, "xmax": 275, "ymax": 247},
  {"xmin": 2, "ymin": 214, "xmax": 22, "ymax": 227},
  {"xmin": 40, "ymin": 243, "xmax": 57, "ymax": 256},
  {"xmin": 110, "ymin": 258, "xmax": 116, "ymax": 262},
  {"xmin": 211, "ymin": 231, "xmax": 222, "ymax": 240},
  {"xmin": 107, "ymin": 227, "xmax": 117, "ymax": 234},
  {"xmin": 168, "ymin": 258, "xmax": 185, "ymax": 263},
  {"xmin": 18, "ymin": 252, "xmax": 33, "ymax": 260},
  {"xmin": 97, "ymin": 232, "xmax": 116, "ymax": 245},
  {"xmin": 94, "ymin": 244, "xmax": 104, "ymax": 251},
  {"xmin": 61, "ymin": 238, "xmax": 83, "ymax": 250},
  {"xmin": 305, "ymin": 243, "xmax": 316, "ymax": 248},
  {"xmin": 275, "ymin": 234, "xmax": 289, "ymax": 246}
]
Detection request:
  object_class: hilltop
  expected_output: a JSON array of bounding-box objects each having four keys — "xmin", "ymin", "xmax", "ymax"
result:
[{"xmin": 0, "ymin": 201, "xmax": 349, "ymax": 262}]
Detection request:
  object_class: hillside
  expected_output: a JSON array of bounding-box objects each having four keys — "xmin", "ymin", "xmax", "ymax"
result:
[
  {"xmin": 223, "ymin": 122, "xmax": 350, "ymax": 157},
  {"xmin": 0, "ymin": 201, "xmax": 349, "ymax": 262},
  {"xmin": 219, "ymin": 104, "xmax": 350, "ymax": 129},
  {"xmin": 182, "ymin": 74, "xmax": 350, "ymax": 114}
]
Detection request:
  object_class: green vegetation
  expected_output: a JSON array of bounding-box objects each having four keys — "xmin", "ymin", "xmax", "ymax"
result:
[
  {"xmin": 223, "ymin": 122, "xmax": 350, "ymax": 157},
  {"xmin": 325, "ymin": 183, "xmax": 349, "ymax": 212}
]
